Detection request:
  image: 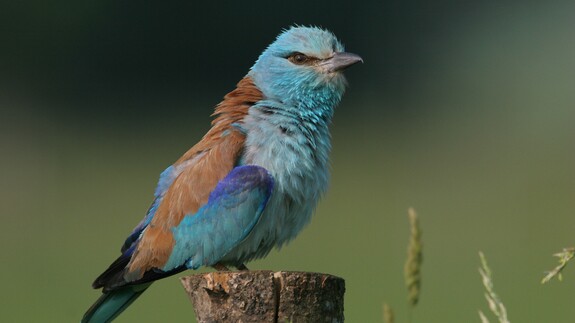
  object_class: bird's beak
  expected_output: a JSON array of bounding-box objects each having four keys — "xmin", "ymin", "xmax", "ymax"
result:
[{"xmin": 323, "ymin": 52, "xmax": 363, "ymax": 73}]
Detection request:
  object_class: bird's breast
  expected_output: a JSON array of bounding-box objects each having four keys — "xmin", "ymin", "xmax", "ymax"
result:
[{"xmin": 221, "ymin": 106, "xmax": 332, "ymax": 263}]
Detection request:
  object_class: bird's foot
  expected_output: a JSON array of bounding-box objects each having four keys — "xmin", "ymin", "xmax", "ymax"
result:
[
  {"xmin": 236, "ymin": 263, "xmax": 249, "ymax": 271},
  {"xmin": 212, "ymin": 263, "xmax": 231, "ymax": 271}
]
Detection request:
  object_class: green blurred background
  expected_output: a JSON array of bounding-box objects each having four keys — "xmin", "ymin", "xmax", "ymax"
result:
[{"xmin": 2, "ymin": 0, "xmax": 574, "ymax": 322}]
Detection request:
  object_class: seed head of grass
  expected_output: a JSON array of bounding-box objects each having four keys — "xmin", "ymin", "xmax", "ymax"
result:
[
  {"xmin": 541, "ymin": 247, "xmax": 575, "ymax": 284},
  {"xmin": 383, "ymin": 302, "xmax": 394, "ymax": 323},
  {"xmin": 404, "ymin": 207, "xmax": 423, "ymax": 307},
  {"xmin": 478, "ymin": 251, "xmax": 510, "ymax": 323}
]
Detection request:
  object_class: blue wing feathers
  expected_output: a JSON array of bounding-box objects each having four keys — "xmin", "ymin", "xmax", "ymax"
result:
[
  {"xmin": 154, "ymin": 165, "xmax": 177, "ymax": 197},
  {"xmin": 164, "ymin": 165, "xmax": 274, "ymax": 271},
  {"xmin": 93, "ymin": 165, "xmax": 273, "ymax": 290}
]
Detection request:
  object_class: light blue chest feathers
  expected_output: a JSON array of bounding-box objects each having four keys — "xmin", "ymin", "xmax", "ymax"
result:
[{"xmin": 221, "ymin": 100, "xmax": 333, "ymax": 264}]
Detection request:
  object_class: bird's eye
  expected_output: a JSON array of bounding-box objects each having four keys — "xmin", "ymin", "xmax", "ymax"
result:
[{"xmin": 287, "ymin": 52, "xmax": 310, "ymax": 65}]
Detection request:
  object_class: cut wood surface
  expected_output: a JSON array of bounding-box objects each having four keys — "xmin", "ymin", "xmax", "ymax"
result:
[{"xmin": 181, "ymin": 270, "xmax": 345, "ymax": 323}]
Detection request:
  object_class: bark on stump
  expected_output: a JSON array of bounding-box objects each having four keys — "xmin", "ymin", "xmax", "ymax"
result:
[{"xmin": 180, "ymin": 270, "xmax": 345, "ymax": 323}]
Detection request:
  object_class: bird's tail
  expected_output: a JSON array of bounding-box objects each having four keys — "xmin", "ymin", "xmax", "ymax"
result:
[{"xmin": 81, "ymin": 283, "xmax": 151, "ymax": 323}]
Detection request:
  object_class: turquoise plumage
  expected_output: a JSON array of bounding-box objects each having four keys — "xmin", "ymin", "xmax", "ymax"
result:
[{"xmin": 82, "ymin": 26, "xmax": 361, "ymax": 322}]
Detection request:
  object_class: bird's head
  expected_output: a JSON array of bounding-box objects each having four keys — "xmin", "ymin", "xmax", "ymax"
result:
[{"xmin": 249, "ymin": 26, "xmax": 362, "ymax": 113}]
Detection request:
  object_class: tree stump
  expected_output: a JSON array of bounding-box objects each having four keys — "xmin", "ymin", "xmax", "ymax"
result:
[{"xmin": 180, "ymin": 271, "xmax": 345, "ymax": 323}]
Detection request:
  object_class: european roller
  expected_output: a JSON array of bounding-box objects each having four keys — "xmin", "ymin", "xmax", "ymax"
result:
[{"xmin": 82, "ymin": 26, "xmax": 362, "ymax": 323}]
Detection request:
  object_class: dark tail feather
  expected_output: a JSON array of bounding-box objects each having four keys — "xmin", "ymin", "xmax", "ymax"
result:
[
  {"xmin": 92, "ymin": 250, "xmax": 133, "ymax": 289},
  {"xmin": 81, "ymin": 283, "xmax": 151, "ymax": 323}
]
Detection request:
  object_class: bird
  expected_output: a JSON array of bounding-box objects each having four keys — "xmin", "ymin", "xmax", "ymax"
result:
[{"xmin": 82, "ymin": 25, "xmax": 362, "ymax": 323}]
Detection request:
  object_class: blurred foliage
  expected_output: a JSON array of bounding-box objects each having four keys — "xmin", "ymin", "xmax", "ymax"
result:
[{"xmin": 1, "ymin": 0, "xmax": 575, "ymax": 322}]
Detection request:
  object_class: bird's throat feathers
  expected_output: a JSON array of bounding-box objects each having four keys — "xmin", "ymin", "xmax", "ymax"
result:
[
  {"xmin": 248, "ymin": 67, "xmax": 346, "ymax": 121},
  {"xmin": 247, "ymin": 26, "xmax": 349, "ymax": 118}
]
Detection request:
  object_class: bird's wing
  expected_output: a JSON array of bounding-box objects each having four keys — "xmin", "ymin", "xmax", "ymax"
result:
[
  {"xmin": 161, "ymin": 165, "xmax": 274, "ymax": 271},
  {"xmin": 93, "ymin": 76, "xmax": 261, "ymax": 291},
  {"xmin": 94, "ymin": 165, "xmax": 273, "ymax": 291}
]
